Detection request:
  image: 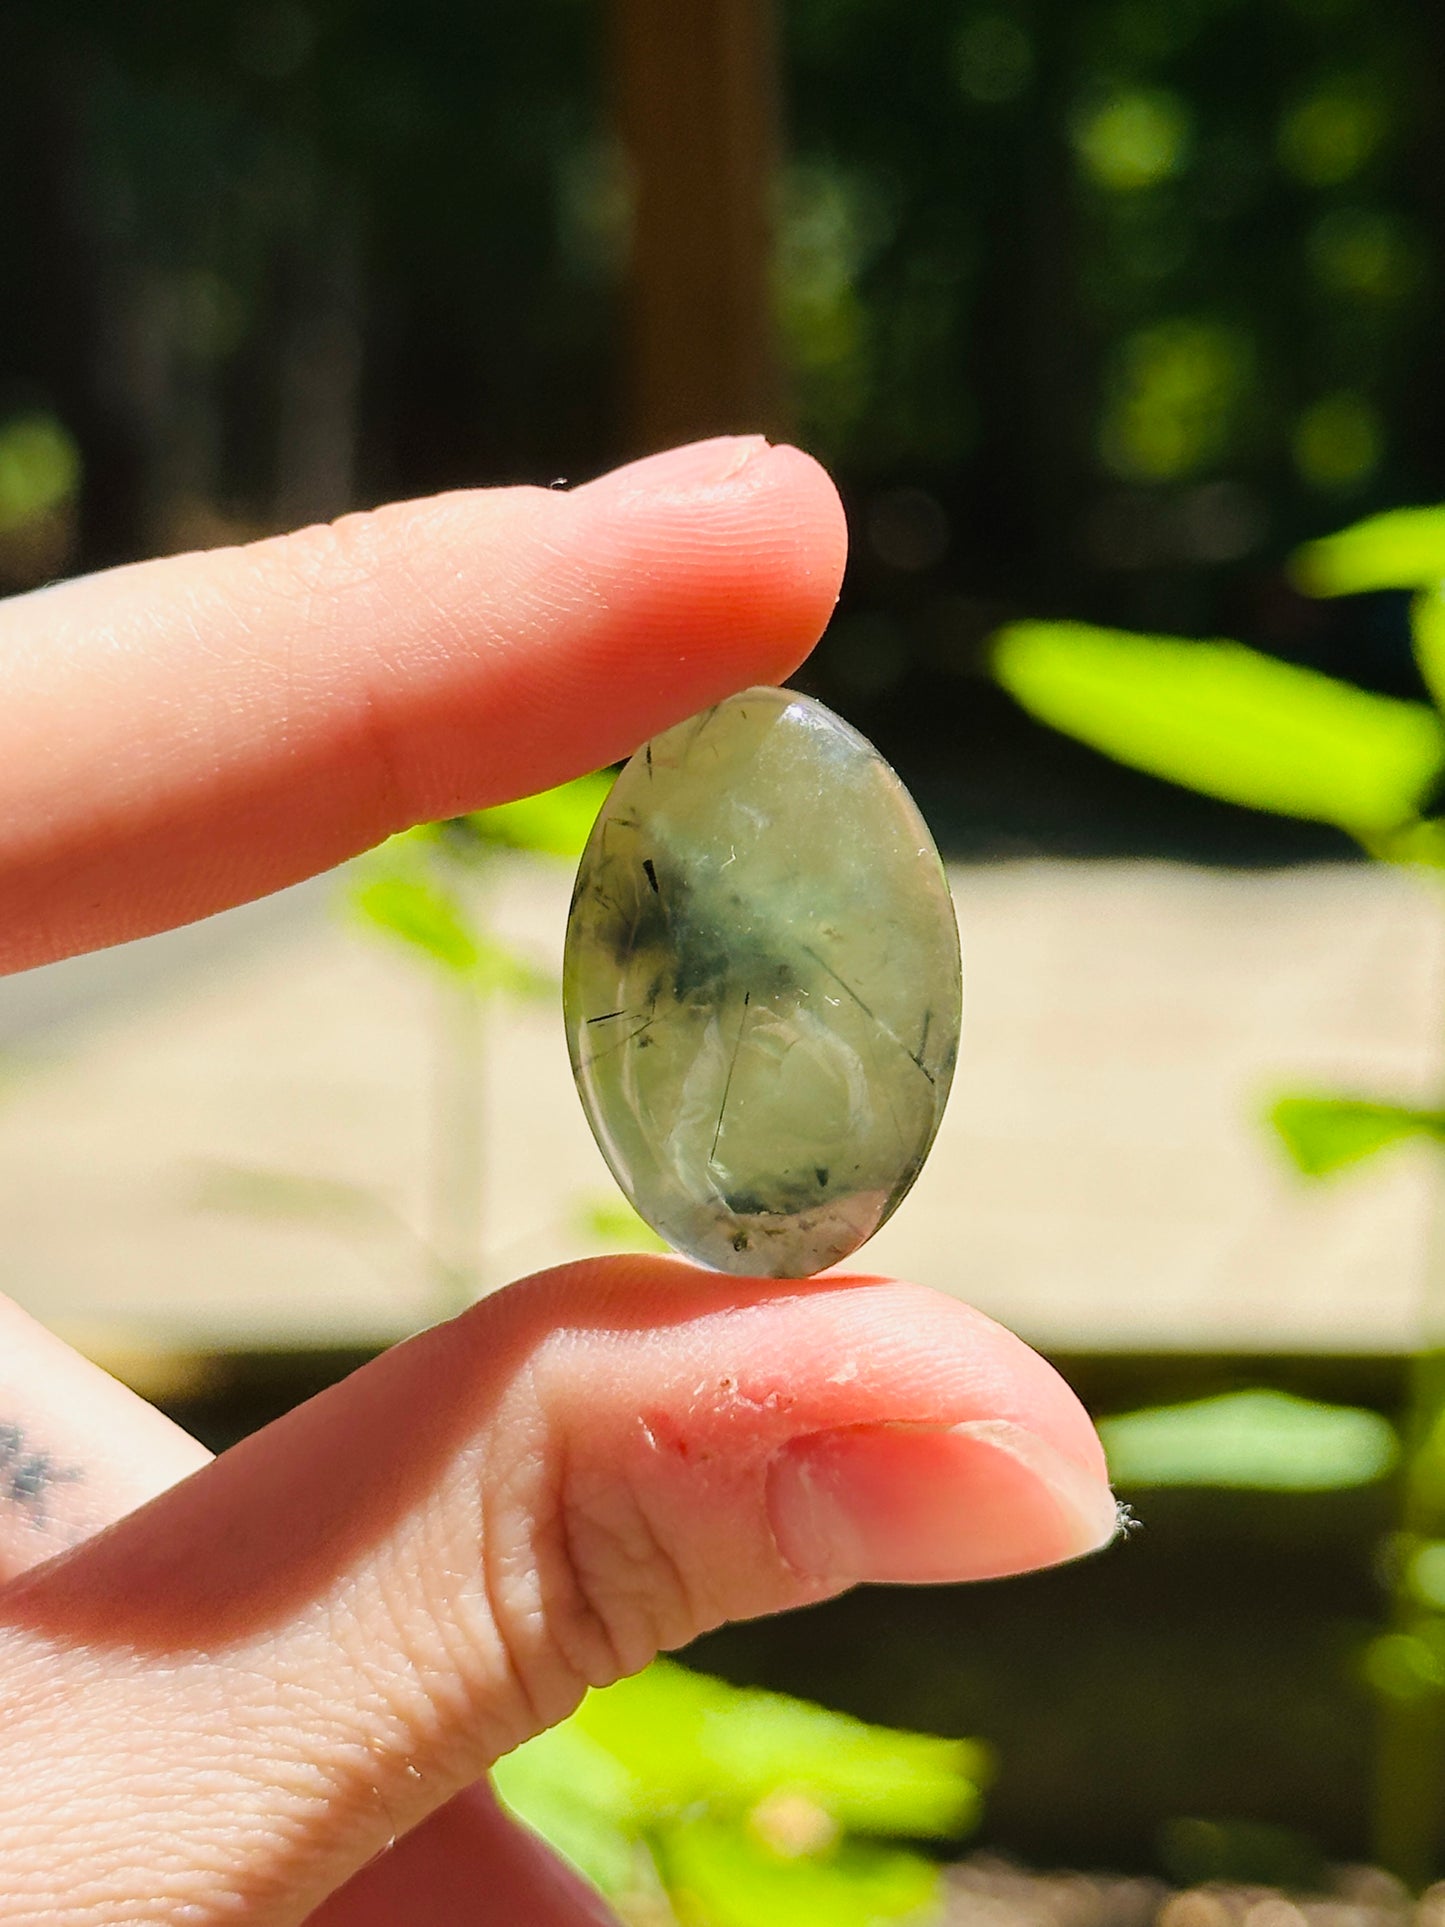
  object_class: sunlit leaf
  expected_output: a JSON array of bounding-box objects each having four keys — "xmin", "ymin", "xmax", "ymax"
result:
[
  {"xmin": 1413, "ymin": 586, "xmax": 1445, "ymax": 714},
  {"xmin": 575, "ymin": 1661, "xmax": 987, "ymax": 1839},
  {"xmin": 658, "ymin": 1817, "xmax": 940, "ymax": 1927},
  {"xmin": 0, "ymin": 413, "xmax": 81, "ymax": 533},
  {"xmin": 993, "ymin": 621, "xmax": 1444, "ymax": 835},
  {"xmin": 1371, "ymin": 818, "xmax": 1445, "ymax": 869},
  {"xmin": 350, "ymin": 871, "xmax": 480, "ymax": 976},
  {"xmin": 1269, "ymin": 1094, "xmax": 1445, "ymax": 1177},
  {"xmin": 492, "ymin": 1720, "xmax": 646, "ymax": 1897},
  {"xmin": 1099, "ymin": 1389, "xmax": 1399, "ymax": 1492},
  {"xmin": 496, "ymin": 1660, "xmax": 984, "ymax": 1922},
  {"xmin": 1291, "ymin": 507, "xmax": 1445, "ymax": 596},
  {"xmin": 574, "ymin": 1192, "xmax": 670, "ymax": 1252},
  {"xmin": 465, "ymin": 771, "xmax": 615, "ymax": 858},
  {"xmin": 348, "ymin": 864, "xmax": 553, "ymax": 997}
]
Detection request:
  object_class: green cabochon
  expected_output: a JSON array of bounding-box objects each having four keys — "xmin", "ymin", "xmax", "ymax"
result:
[{"xmin": 563, "ymin": 688, "xmax": 962, "ymax": 1278}]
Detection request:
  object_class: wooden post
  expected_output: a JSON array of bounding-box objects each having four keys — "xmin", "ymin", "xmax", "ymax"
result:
[{"xmin": 608, "ymin": 0, "xmax": 786, "ymax": 453}]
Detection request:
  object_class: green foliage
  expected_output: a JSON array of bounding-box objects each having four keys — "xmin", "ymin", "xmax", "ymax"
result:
[
  {"xmin": 350, "ymin": 866, "xmax": 551, "ymax": 996},
  {"xmin": 574, "ymin": 1661, "xmax": 987, "ymax": 1838},
  {"xmin": 462, "ymin": 771, "xmax": 614, "ymax": 859},
  {"xmin": 1372, "ymin": 818, "xmax": 1445, "ymax": 870},
  {"xmin": 346, "ymin": 773, "xmax": 610, "ymax": 988},
  {"xmin": 0, "ymin": 413, "xmax": 80, "ymax": 533},
  {"xmin": 1270, "ymin": 1095, "xmax": 1445, "ymax": 1179},
  {"xmin": 1291, "ymin": 508, "xmax": 1445, "ymax": 596},
  {"xmin": 489, "ymin": 1718, "xmax": 647, "ymax": 1901},
  {"xmin": 993, "ymin": 621, "xmax": 1445, "ymax": 836},
  {"xmin": 1099, "ymin": 1389, "xmax": 1399, "ymax": 1492},
  {"xmin": 494, "ymin": 1660, "xmax": 989, "ymax": 1925},
  {"xmin": 660, "ymin": 1820, "xmax": 940, "ymax": 1927},
  {"xmin": 991, "ymin": 516, "xmax": 1445, "ymax": 1877},
  {"xmin": 351, "ymin": 868, "xmax": 484, "ymax": 977},
  {"xmin": 573, "ymin": 1193, "xmax": 670, "ymax": 1253},
  {"xmin": 1413, "ymin": 588, "xmax": 1445, "ymax": 715}
]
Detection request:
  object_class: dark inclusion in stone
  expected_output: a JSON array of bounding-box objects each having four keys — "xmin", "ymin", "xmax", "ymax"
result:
[{"xmin": 563, "ymin": 686, "xmax": 963, "ymax": 1277}]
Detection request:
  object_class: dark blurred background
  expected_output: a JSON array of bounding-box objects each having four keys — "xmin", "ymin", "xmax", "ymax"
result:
[{"xmin": 4, "ymin": 0, "xmax": 1442, "ymax": 860}]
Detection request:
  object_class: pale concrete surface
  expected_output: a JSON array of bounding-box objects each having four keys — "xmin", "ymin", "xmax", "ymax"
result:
[{"xmin": 1, "ymin": 858, "xmax": 1441, "ymax": 1369}]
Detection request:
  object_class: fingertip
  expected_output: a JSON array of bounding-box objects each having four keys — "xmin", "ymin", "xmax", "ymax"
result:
[
  {"xmin": 756, "ymin": 440, "xmax": 850, "ymax": 582},
  {"xmin": 750, "ymin": 442, "xmax": 850, "ymax": 656},
  {"xmin": 564, "ymin": 436, "xmax": 848, "ymax": 686}
]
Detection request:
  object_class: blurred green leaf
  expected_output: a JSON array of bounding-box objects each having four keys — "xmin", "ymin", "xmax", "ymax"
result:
[
  {"xmin": 1291, "ymin": 507, "xmax": 1445, "ymax": 596},
  {"xmin": 658, "ymin": 1817, "xmax": 940, "ymax": 1927},
  {"xmin": 0, "ymin": 413, "xmax": 81, "ymax": 533},
  {"xmin": 573, "ymin": 1192, "xmax": 670, "ymax": 1253},
  {"xmin": 351, "ymin": 870, "xmax": 481, "ymax": 976},
  {"xmin": 1099, "ymin": 1389, "xmax": 1399, "ymax": 1492},
  {"xmin": 1270, "ymin": 1094, "xmax": 1445, "ymax": 1177},
  {"xmin": 993, "ymin": 621, "xmax": 1445, "ymax": 836},
  {"xmin": 465, "ymin": 771, "xmax": 614, "ymax": 858},
  {"xmin": 496, "ymin": 1660, "xmax": 983, "ymax": 1924},
  {"xmin": 1371, "ymin": 817, "xmax": 1445, "ymax": 869},
  {"xmin": 349, "ymin": 865, "xmax": 553, "ymax": 997},
  {"xmin": 492, "ymin": 1720, "xmax": 646, "ymax": 1899},
  {"xmin": 1413, "ymin": 586, "xmax": 1445, "ymax": 714},
  {"xmin": 574, "ymin": 1661, "xmax": 988, "ymax": 1839}
]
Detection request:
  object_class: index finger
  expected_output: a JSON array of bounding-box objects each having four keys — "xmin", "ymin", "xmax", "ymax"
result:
[{"xmin": 0, "ymin": 436, "xmax": 846, "ymax": 973}]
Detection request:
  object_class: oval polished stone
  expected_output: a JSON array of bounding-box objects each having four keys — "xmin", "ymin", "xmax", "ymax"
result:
[{"xmin": 563, "ymin": 686, "xmax": 962, "ymax": 1277}]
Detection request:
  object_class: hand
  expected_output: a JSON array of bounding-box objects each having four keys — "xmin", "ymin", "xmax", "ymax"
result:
[{"xmin": 0, "ymin": 435, "xmax": 1118, "ymax": 1925}]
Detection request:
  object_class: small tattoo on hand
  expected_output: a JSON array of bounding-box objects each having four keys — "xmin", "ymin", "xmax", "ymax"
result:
[{"xmin": 0, "ymin": 1423, "xmax": 81, "ymax": 1529}]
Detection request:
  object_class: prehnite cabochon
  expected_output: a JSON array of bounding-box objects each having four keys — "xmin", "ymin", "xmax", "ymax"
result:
[{"xmin": 562, "ymin": 686, "xmax": 963, "ymax": 1277}]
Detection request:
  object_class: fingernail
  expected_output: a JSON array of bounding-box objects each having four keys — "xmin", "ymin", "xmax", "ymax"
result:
[
  {"xmin": 768, "ymin": 1419, "xmax": 1120, "ymax": 1587},
  {"xmin": 577, "ymin": 434, "xmax": 773, "ymax": 499}
]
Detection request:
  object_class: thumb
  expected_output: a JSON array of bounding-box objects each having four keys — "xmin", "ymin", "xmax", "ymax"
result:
[{"xmin": 0, "ymin": 1260, "xmax": 1117, "ymax": 1926}]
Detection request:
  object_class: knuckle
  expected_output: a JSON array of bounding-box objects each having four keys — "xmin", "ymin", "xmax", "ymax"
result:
[
  {"xmin": 479, "ymin": 1443, "xmax": 701, "ymax": 1740},
  {"xmin": 556, "ymin": 1460, "xmax": 701, "ymax": 1680}
]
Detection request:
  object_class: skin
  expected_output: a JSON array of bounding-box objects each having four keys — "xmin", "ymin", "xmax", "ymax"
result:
[{"xmin": 0, "ymin": 435, "xmax": 1119, "ymax": 1925}]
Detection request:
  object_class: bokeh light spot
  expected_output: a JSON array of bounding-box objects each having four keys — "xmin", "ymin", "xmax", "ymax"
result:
[
  {"xmin": 1278, "ymin": 81, "xmax": 1387, "ymax": 187},
  {"xmin": 1074, "ymin": 89, "xmax": 1191, "ymax": 192},
  {"xmin": 956, "ymin": 14, "xmax": 1034, "ymax": 105},
  {"xmin": 1099, "ymin": 319, "xmax": 1252, "ymax": 482},
  {"xmin": 1307, "ymin": 206, "xmax": 1422, "ymax": 304},
  {"xmin": 0, "ymin": 414, "xmax": 82, "ymax": 536},
  {"xmin": 1292, "ymin": 392, "xmax": 1382, "ymax": 491}
]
